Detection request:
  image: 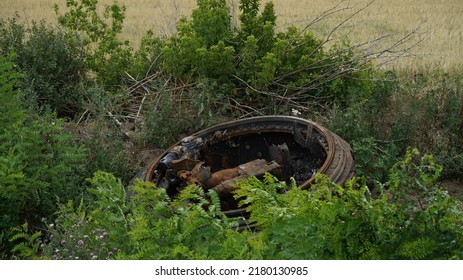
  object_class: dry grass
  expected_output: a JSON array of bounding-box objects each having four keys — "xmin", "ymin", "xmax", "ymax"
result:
[{"xmin": 1, "ymin": 0, "xmax": 462, "ymax": 71}]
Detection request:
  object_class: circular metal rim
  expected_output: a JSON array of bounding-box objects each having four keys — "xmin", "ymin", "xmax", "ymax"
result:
[{"xmin": 143, "ymin": 115, "xmax": 337, "ymax": 189}]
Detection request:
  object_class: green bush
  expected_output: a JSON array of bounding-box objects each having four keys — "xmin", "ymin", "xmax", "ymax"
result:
[
  {"xmin": 130, "ymin": 30, "xmax": 164, "ymax": 79},
  {"xmin": 80, "ymin": 120, "xmax": 133, "ymax": 184},
  {"xmin": 54, "ymin": 0, "xmax": 133, "ymax": 86},
  {"xmin": 0, "ymin": 17, "xmax": 86, "ymax": 117},
  {"xmin": 0, "ymin": 15, "xmax": 25, "ymax": 56},
  {"xmin": 232, "ymin": 149, "xmax": 462, "ymax": 259},
  {"xmin": 391, "ymin": 71, "xmax": 463, "ymax": 178},
  {"xmin": 0, "ymin": 53, "xmax": 86, "ymax": 242},
  {"xmin": 28, "ymin": 150, "xmax": 463, "ymax": 260},
  {"xmin": 40, "ymin": 171, "xmax": 129, "ymax": 260},
  {"xmin": 123, "ymin": 182, "xmax": 240, "ymax": 259},
  {"xmin": 332, "ymin": 70, "xmax": 463, "ymax": 180},
  {"xmin": 19, "ymin": 22, "xmax": 85, "ymax": 117},
  {"xmin": 161, "ymin": 0, "xmax": 375, "ymax": 105}
]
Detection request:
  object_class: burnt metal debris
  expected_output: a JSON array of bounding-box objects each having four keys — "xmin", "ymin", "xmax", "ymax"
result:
[{"xmin": 134, "ymin": 116, "xmax": 355, "ymax": 218}]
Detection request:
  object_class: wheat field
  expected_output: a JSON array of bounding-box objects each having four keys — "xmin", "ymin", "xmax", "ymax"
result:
[{"xmin": 1, "ymin": 0, "xmax": 462, "ymax": 71}]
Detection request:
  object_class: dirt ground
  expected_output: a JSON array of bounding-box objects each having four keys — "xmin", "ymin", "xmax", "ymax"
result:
[{"xmin": 441, "ymin": 179, "xmax": 463, "ymax": 200}]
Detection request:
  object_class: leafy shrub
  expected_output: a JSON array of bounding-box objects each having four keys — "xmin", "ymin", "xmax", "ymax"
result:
[
  {"xmin": 349, "ymin": 70, "xmax": 463, "ymax": 179},
  {"xmin": 40, "ymin": 172, "xmax": 129, "ymax": 260},
  {"xmin": 33, "ymin": 150, "xmax": 463, "ymax": 260},
  {"xmin": 54, "ymin": 0, "xmax": 133, "ymax": 86},
  {"xmin": 191, "ymin": 0, "xmax": 233, "ymax": 48},
  {"xmin": 394, "ymin": 72, "xmax": 463, "ymax": 178},
  {"xmin": 124, "ymin": 182, "xmax": 240, "ymax": 259},
  {"xmin": 0, "ymin": 17, "xmax": 86, "ymax": 117},
  {"xmin": 0, "ymin": 15, "xmax": 25, "ymax": 56},
  {"xmin": 161, "ymin": 0, "xmax": 376, "ymax": 105},
  {"xmin": 19, "ymin": 22, "xmax": 85, "ymax": 117},
  {"xmin": 233, "ymin": 149, "xmax": 462, "ymax": 259},
  {"xmin": 0, "ymin": 53, "xmax": 86, "ymax": 241},
  {"xmin": 78, "ymin": 120, "xmax": 133, "ymax": 184},
  {"xmin": 130, "ymin": 30, "xmax": 164, "ymax": 79},
  {"xmin": 8, "ymin": 223, "xmax": 42, "ymax": 260}
]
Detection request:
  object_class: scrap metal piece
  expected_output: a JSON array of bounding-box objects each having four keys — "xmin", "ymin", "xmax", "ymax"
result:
[
  {"xmin": 157, "ymin": 136, "xmax": 204, "ymax": 174},
  {"xmin": 177, "ymin": 162, "xmax": 212, "ymax": 186},
  {"xmin": 157, "ymin": 146, "xmax": 182, "ymax": 173},
  {"xmin": 171, "ymin": 158, "xmax": 201, "ymax": 172},
  {"xmin": 211, "ymin": 159, "xmax": 281, "ymax": 197},
  {"xmin": 268, "ymin": 143, "xmax": 293, "ymax": 179},
  {"xmin": 205, "ymin": 166, "xmax": 241, "ymax": 189}
]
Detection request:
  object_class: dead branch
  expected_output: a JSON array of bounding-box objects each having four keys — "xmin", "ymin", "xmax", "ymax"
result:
[
  {"xmin": 273, "ymin": 0, "xmax": 427, "ymax": 92},
  {"xmin": 267, "ymin": 1, "xmax": 428, "ymax": 97}
]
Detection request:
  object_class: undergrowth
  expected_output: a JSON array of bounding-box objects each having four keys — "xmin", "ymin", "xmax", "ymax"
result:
[
  {"xmin": 1, "ymin": 0, "xmax": 463, "ymax": 259},
  {"xmin": 8, "ymin": 149, "xmax": 463, "ymax": 260}
]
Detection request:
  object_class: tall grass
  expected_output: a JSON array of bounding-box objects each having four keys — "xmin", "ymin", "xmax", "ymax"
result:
[{"xmin": 1, "ymin": 0, "xmax": 462, "ymax": 70}]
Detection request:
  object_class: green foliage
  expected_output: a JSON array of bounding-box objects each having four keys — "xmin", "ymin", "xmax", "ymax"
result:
[
  {"xmin": 0, "ymin": 17, "xmax": 86, "ymax": 117},
  {"xmin": 0, "ymin": 15, "xmax": 25, "ymax": 55},
  {"xmin": 8, "ymin": 223, "xmax": 41, "ymax": 260},
  {"xmin": 389, "ymin": 71, "xmax": 463, "ymax": 178},
  {"xmin": 196, "ymin": 41, "xmax": 236, "ymax": 82},
  {"xmin": 55, "ymin": 0, "xmax": 132, "ymax": 85},
  {"xmin": 31, "ymin": 150, "xmax": 463, "ymax": 260},
  {"xmin": 234, "ymin": 173, "xmax": 292, "ymax": 229},
  {"xmin": 86, "ymin": 171, "xmax": 129, "ymax": 245},
  {"xmin": 130, "ymin": 30, "xmax": 164, "ymax": 79},
  {"xmin": 160, "ymin": 0, "xmax": 375, "ymax": 104},
  {"xmin": 191, "ymin": 0, "xmax": 232, "ymax": 48},
  {"xmin": 239, "ymin": 0, "xmax": 276, "ymax": 43},
  {"xmin": 80, "ymin": 120, "xmax": 133, "ymax": 183},
  {"xmin": 231, "ymin": 150, "xmax": 462, "ymax": 259},
  {"xmin": 124, "ymin": 181, "xmax": 242, "ymax": 259},
  {"xmin": 351, "ymin": 138, "xmax": 399, "ymax": 183},
  {"xmin": 18, "ymin": 22, "xmax": 85, "ymax": 116},
  {"xmin": 40, "ymin": 171, "xmax": 130, "ymax": 259},
  {"xmin": 327, "ymin": 72, "xmax": 396, "ymax": 142},
  {"xmin": 41, "ymin": 201, "xmax": 118, "ymax": 260},
  {"xmin": 0, "ymin": 53, "xmax": 86, "ymax": 240},
  {"xmin": 328, "ymin": 70, "xmax": 463, "ymax": 180}
]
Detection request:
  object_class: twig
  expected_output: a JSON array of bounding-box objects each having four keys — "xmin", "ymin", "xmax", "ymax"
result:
[
  {"xmin": 137, "ymin": 95, "xmax": 147, "ymax": 118},
  {"xmin": 76, "ymin": 109, "xmax": 89, "ymax": 125},
  {"xmin": 107, "ymin": 110, "xmax": 123, "ymax": 127},
  {"xmin": 228, "ymin": 97, "xmax": 265, "ymax": 117},
  {"xmin": 374, "ymin": 138, "xmax": 410, "ymax": 144}
]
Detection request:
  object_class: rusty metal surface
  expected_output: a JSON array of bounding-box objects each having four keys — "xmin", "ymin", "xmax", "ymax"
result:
[
  {"xmin": 135, "ymin": 116, "xmax": 355, "ymax": 216},
  {"xmin": 210, "ymin": 159, "xmax": 281, "ymax": 197}
]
